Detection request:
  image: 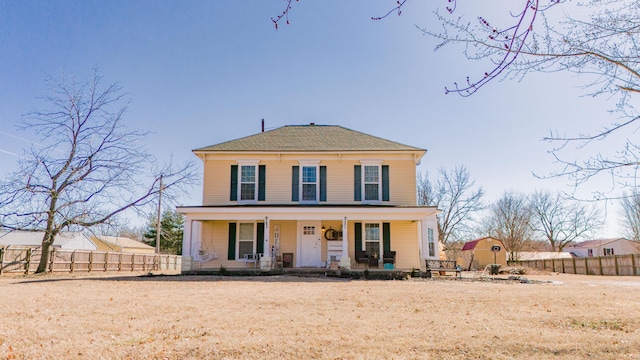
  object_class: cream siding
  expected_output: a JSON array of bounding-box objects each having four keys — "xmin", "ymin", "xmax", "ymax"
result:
[
  {"xmin": 196, "ymin": 220, "xmax": 300, "ymax": 269},
  {"xmin": 346, "ymin": 220, "xmax": 420, "ymax": 270},
  {"xmin": 274, "ymin": 220, "xmax": 297, "ymax": 262},
  {"xmin": 202, "ymin": 157, "xmax": 418, "ymax": 206},
  {"xmin": 202, "ymin": 160, "xmax": 235, "ymax": 205},
  {"xmin": 389, "ymin": 221, "xmax": 420, "ymax": 269},
  {"xmin": 387, "ymin": 160, "xmax": 417, "ymax": 206}
]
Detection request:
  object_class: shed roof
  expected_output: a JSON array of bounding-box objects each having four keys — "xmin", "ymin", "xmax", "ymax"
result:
[
  {"xmin": 92, "ymin": 236, "xmax": 155, "ymax": 251},
  {"xmin": 461, "ymin": 239, "xmax": 481, "ymax": 251},
  {"xmin": 194, "ymin": 124, "xmax": 426, "ymax": 153},
  {"xmin": 461, "ymin": 237, "xmax": 504, "ymax": 251}
]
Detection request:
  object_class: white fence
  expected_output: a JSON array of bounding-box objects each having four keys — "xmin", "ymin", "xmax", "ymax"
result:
[{"xmin": 0, "ymin": 247, "xmax": 181, "ymax": 275}]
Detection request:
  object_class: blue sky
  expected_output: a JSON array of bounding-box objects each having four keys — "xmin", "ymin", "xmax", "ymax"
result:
[{"xmin": 0, "ymin": 1, "xmax": 622, "ymax": 235}]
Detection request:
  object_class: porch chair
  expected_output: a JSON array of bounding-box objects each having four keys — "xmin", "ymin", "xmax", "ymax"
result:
[
  {"xmin": 383, "ymin": 251, "xmax": 396, "ymax": 265},
  {"xmin": 355, "ymin": 250, "xmax": 370, "ymax": 268}
]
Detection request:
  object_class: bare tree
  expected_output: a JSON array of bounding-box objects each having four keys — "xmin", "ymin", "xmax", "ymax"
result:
[
  {"xmin": 271, "ymin": 1, "xmax": 640, "ymax": 194},
  {"xmin": 0, "ymin": 71, "xmax": 197, "ymax": 273},
  {"xmin": 423, "ymin": 0, "xmax": 640, "ymax": 196},
  {"xmin": 620, "ymin": 190, "xmax": 640, "ymax": 242},
  {"xmin": 417, "ymin": 165, "xmax": 484, "ymax": 254},
  {"xmin": 484, "ymin": 191, "xmax": 533, "ymax": 261},
  {"xmin": 529, "ymin": 190, "xmax": 602, "ymax": 251}
]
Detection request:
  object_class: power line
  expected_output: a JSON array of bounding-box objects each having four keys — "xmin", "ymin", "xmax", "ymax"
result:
[
  {"xmin": 0, "ymin": 148, "xmax": 23, "ymax": 158},
  {"xmin": 0, "ymin": 130, "xmax": 44, "ymax": 147}
]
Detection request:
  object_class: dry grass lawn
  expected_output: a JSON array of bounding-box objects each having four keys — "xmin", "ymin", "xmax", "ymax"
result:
[{"xmin": 0, "ymin": 271, "xmax": 639, "ymax": 359}]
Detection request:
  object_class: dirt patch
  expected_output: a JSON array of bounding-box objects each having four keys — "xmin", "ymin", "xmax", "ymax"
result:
[{"xmin": 0, "ymin": 272, "xmax": 638, "ymax": 359}]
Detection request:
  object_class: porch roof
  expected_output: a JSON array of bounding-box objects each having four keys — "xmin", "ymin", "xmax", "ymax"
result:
[{"xmin": 177, "ymin": 204, "xmax": 439, "ymax": 221}]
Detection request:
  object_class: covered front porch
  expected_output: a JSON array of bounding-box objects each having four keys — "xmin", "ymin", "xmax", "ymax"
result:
[{"xmin": 177, "ymin": 205, "xmax": 439, "ymax": 274}]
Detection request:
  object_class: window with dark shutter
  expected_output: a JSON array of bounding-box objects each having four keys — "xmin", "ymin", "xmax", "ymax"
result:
[
  {"xmin": 320, "ymin": 166, "xmax": 327, "ymax": 202},
  {"xmin": 258, "ymin": 165, "xmax": 266, "ymax": 201},
  {"xmin": 354, "ymin": 165, "xmax": 361, "ymax": 201},
  {"xmin": 383, "ymin": 222, "xmax": 391, "ymax": 252},
  {"xmin": 382, "ymin": 165, "xmax": 389, "ymax": 201},
  {"xmin": 227, "ymin": 222, "xmax": 237, "ymax": 260},
  {"xmin": 257, "ymin": 222, "xmax": 265, "ymax": 254},
  {"xmin": 230, "ymin": 165, "xmax": 238, "ymax": 201},
  {"xmin": 292, "ymin": 166, "xmax": 299, "ymax": 202},
  {"xmin": 354, "ymin": 222, "xmax": 362, "ymax": 252}
]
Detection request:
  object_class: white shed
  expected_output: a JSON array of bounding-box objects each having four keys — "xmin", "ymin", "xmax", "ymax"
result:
[
  {"xmin": 563, "ymin": 238, "xmax": 640, "ymax": 257},
  {"xmin": 0, "ymin": 231, "xmax": 97, "ymax": 251}
]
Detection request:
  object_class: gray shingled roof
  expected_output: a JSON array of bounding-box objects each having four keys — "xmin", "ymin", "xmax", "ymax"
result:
[{"xmin": 194, "ymin": 125, "xmax": 425, "ymax": 152}]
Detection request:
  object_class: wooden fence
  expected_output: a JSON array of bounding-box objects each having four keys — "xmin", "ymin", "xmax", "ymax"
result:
[
  {"xmin": 510, "ymin": 254, "xmax": 640, "ymax": 276},
  {"xmin": 0, "ymin": 247, "xmax": 181, "ymax": 275}
]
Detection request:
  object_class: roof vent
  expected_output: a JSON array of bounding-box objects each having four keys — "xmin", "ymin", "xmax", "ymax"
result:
[{"xmin": 310, "ymin": 122, "xmax": 315, "ymax": 126}]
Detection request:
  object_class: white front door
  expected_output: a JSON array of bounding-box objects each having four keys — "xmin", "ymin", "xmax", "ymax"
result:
[{"xmin": 299, "ymin": 222, "xmax": 321, "ymax": 267}]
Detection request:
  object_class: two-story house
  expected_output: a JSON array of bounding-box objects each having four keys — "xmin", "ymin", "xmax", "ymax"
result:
[{"xmin": 178, "ymin": 124, "xmax": 440, "ymax": 272}]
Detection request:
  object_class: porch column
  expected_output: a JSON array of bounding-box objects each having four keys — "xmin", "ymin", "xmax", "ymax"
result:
[
  {"xmin": 339, "ymin": 216, "xmax": 351, "ymax": 270},
  {"xmin": 260, "ymin": 216, "xmax": 272, "ymax": 271},
  {"xmin": 182, "ymin": 218, "xmax": 193, "ymax": 272},
  {"xmin": 418, "ymin": 219, "xmax": 425, "ymax": 271}
]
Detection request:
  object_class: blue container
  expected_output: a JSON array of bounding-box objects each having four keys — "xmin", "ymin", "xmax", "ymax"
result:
[{"xmin": 384, "ymin": 263, "xmax": 394, "ymax": 270}]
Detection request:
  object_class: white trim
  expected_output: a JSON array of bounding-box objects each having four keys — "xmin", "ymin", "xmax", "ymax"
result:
[
  {"xmin": 236, "ymin": 160, "xmax": 261, "ymax": 165},
  {"xmin": 196, "ymin": 151, "xmax": 425, "ymax": 163},
  {"xmin": 359, "ymin": 160, "xmax": 383, "ymax": 165},
  {"xmin": 179, "ymin": 206, "xmax": 439, "ymax": 221},
  {"xmin": 298, "ymin": 160, "xmax": 320, "ymax": 166},
  {"xmin": 183, "ymin": 219, "xmax": 193, "ymax": 260}
]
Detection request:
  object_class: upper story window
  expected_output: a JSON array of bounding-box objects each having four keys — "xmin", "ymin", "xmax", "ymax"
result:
[
  {"xmin": 301, "ymin": 166, "xmax": 318, "ymax": 201},
  {"xmin": 604, "ymin": 248, "xmax": 614, "ymax": 256},
  {"xmin": 363, "ymin": 165, "xmax": 380, "ymax": 201},
  {"xmin": 355, "ymin": 162, "xmax": 389, "ymax": 203},
  {"xmin": 230, "ymin": 161, "xmax": 265, "ymax": 202},
  {"xmin": 292, "ymin": 162, "xmax": 326, "ymax": 203},
  {"xmin": 240, "ymin": 165, "xmax": 256, "ymax": 201}
]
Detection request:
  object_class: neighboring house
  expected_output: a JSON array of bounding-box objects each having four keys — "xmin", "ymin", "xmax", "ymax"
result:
[
  {"xmin": 517, "ymin": 252, "xmax": 574, "ymax": 261},
  {"xmin": 91, "ymin": 236, "xmax": 156, "ymax": 254},
  {"xmin": 563, "ymin": 238, "xmax": 640, "ymax": 257},
  {"xmin": 0, "ymin": 231, "xmax": 97, "ymax": 251},
  {"xmin": 459, "ymin": 237, "xmax": 507, "ymax": 270},
  {"xmin": 177, "ymin": 124, "xmax": 440, "ymax": 271}
]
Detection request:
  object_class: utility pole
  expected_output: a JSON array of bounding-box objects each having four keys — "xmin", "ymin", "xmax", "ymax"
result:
[{"xmin": 156, "ymin": 175, "xmax": 163, "ymax": 254}]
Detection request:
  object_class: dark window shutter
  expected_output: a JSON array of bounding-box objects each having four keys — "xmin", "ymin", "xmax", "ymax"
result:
[
  {"xmin": 382, "ymin": 165, "xmax": 390, "ymax": 201},
  {"xmin": 258, "ymin": 165, "xmax": 266, "ymax": 201},
  {"xmin": 292, "ymin": 166, "xmax": 299, "ymax": 202},
  {"xmin": 320, "ymin": 166, "xmax": 327, "ymax": 202},
  {"xmin": 257, "ymin": 222, "xmax": 265, "ymax": 254},
  {"xmin": 383, "ymin": 222, "xmax": 391, "ymax": 253},
  {"xmin": 354, "ymin": 222, "xmax": 362, "ymax": 252},
  {"xmin": 227, "ymin": 222, "xmax": 237, "ymax": 260},
  {"xmin": 230, "ymin": 165, "xmax": 238, "ymax": 201},
  {"xmin": 354, "ymin": 165, "xmax": 361, "ymax": 201}
]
